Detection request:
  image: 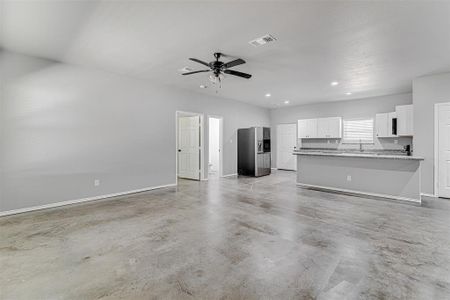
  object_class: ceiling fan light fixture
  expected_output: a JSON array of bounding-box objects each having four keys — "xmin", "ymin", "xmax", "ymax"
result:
[{"xmin": 209, "ymin": 73, "xmax": 224, "ymax": 84}]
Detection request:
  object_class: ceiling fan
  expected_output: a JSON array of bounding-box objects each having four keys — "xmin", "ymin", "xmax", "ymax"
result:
[{"xmin": 182, "ymin": 52, "xmax": 252, "ymax": 85}]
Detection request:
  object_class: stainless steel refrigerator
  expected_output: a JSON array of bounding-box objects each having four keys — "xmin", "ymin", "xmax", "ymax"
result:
[{"xmin": 237, "ymin": 127, "xmax": 271, "ymax": 177}]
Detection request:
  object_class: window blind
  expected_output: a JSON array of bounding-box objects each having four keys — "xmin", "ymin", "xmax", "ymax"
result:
[{"xmin": 343, "ymin": 118, "xmax": 374, "ymax": 144}]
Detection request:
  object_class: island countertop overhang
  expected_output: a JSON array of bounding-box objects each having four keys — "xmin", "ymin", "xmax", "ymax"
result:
[{"xmin": 293, "ymin": 151, "xmax": 424, "ymax": 161}]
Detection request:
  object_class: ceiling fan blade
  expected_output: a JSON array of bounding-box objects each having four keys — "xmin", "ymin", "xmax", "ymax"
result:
[
  {"xmin": 189, "ymin": 58, "xmax": 210, "ymax": 67},
  {"xmin": 182, "ymin": 70, "xmax": 210, "ymax": 75},
  {"xmin": 224, "ymin": 69, "xmax": 252, "ymax": 79},
  {"xmin": 223, "ymin": 58, "xmax": 245, "ymax": 69}
]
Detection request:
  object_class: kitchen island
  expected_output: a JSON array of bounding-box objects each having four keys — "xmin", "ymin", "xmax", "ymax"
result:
[{"xmin": 294, "ymin": 151, "xmax": 424, "ymax": 203}]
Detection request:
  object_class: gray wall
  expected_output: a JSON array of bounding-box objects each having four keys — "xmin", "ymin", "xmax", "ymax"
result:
[
  {"xmin": 413, "ymin": 72, "xmax": 450, "ymax": 195},
  {"xmin": 0, "ymin": 51, "xmax": 270, "ymax": 212},
  {"xmin": 270, "ymin": 93, "xmax": 413, "ymax": 168}
]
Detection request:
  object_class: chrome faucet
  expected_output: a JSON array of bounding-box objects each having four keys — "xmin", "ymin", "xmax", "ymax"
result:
[{"xmin": 359, "ymin": 139, "xmax": 363, "ymax": 152}]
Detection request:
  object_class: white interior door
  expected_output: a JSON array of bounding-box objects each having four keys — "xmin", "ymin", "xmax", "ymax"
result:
[
  {"xmin": 178, "ymin": 116, "xmax": 200, "ymax": 180},
  {"xmin": 438, "ymin": 104, "xmax": 450, "ymax": 198},
  {"xmin": 277, "ymin": 123, "xmax": 297, "ymax": 171}
]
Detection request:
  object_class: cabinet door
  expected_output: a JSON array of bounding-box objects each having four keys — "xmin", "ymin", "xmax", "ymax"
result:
[
  {"xmin": 396, "ymin": 105, "xmax": 413, "ymax": 136},
  {"xmin": 317, "ymin": 118, "xmax": 329, "ymax": 138},
  {"xmin": 307, "ymin": 119, "xmax": 318, "ymax": 138},
  {"xmin": 298, "ymin": 119, "xmax": 317, "ymax": 138},
  {"xmin": 298, "ymin": 119, "xmax": 309, "ymax": 138},
  {"xmin": 328, "ymin": 117, "xmax": 342, "ymax": 138},
  {"xmin": 376, "ymin": 113, "xmax": 388, "ymax": 137}
]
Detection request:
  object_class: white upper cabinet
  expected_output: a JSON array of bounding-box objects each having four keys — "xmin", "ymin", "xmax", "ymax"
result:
[
  {"xmin": 376, "ymin": 112, "xmax": 397, "ymax": 137},
  {"xmin": 376, "ymin": 105, "xmax": 414, "ymax": 138},
  {"xmin": 388, "ymin": 112, "xmax": 398, "ymax": 137},
  {"xmin": 375, "ymin": 113, "xmax": 389, "ymax": 137},
  {"xmin": 318, "ymin": 117, "xmax": 342, "ymax": 138},
  {"xmin": 298, "ymin": 117, "xmax": 341, "ymax": 139},
  {"xmin": 396, "ymin": 104, "xmax": 414, "ymax": 136},
  {"xmin": 298, "ymin": 119, "xmax": 317, "ymax": 138}
]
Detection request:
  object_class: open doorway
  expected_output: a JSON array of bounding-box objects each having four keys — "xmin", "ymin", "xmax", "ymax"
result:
[
  {"xmin": 208, "ymin": 116, "xmax": 223, "ymax": 179},
  {"xmin": 176, "ymin": 111, "xmax": 204, "ymax": 183}
]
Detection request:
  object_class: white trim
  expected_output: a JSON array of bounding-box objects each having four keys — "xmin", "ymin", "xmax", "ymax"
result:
[
  {"xmin": 296, "ymin": 182, "xmax": 421, "ymax": 204},
  {"xmin": 222, "ymin": 173, "xmax": 238, "ymax": 178},
  {"xmin": 421, "ymin": 193, "xmax": 437, "ymax": 199},
  {"xmin": 0, "ymin": 183, "xmax": 177, "ymax": 217},
  {"xmin": 434, "ymin": 102, "xmax": 450, "ymax": 198}
]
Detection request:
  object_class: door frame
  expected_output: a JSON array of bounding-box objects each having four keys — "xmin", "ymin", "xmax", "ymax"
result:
[
  {"xmin": 434, "ymin": 102, "xmax": 450, "ymax": 197},
  {"xmin": 207, "ymin": 115, "xmax": 224, "ymax": 179},
  {"xmin": 176, "ymin": 111, "xmax": 205, "ymax": 185},
  {"xmin": 276, "ymin": 123, "xmax": 298, "ymax": 171}
]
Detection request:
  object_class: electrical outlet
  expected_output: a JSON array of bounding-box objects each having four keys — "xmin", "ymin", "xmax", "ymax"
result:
[
  {"xmin": 94, "ymin": 179, "xmax": 100, "ymax": 187},
  {"xmin": 347, "ymin": 175, "xmax": 352, "ymax": 182}
]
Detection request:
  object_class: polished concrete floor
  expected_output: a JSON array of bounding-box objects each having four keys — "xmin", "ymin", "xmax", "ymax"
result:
[{"xmin": 1, "ymin": 171, "xmax": 450, "ymax": 299}]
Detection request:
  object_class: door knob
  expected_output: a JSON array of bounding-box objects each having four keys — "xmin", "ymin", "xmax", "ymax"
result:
[{"xmin": 178, "ymin": 149, "xmax": 181, "ymax": 152}]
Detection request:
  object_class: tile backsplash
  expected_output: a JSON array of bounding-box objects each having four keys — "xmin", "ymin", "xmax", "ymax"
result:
[{"xmin": 299, "ymin": 136, "xmax": 413, "ymax": 152}]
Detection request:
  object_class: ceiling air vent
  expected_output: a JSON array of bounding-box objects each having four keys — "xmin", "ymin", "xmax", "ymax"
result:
[{"xmin": 249, "ymin": 34, "xmax": 277, "ymax": 47}]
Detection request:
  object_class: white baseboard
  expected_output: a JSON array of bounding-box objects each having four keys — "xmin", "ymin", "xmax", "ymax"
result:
[
  {"xmin": 0, "ymin": 183, "xmax": 177, "ymax": 217},
  {"xmin": 222, "ymin": 173, "xmax": 238, "ymax": 178},
  {"xmin": 297, "ymin": 182, "xmax": 421, "ymax": 205},
  {"xmin": 420, "ymin": 193, "xmax": 439, "ymax": 199},
  {"xmin": 421, "ymin": 193, "xmax": 438, "ymax": 199}
]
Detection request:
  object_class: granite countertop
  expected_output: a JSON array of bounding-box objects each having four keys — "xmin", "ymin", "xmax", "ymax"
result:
[{"xmin": 293, "ymin": 150, "xmax": 424, "ymax": 160}]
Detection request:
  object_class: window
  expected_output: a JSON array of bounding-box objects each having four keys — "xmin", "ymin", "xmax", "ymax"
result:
[{"xmin": 343, "ymin": 118, "xmax": 374, "ymax": 144}]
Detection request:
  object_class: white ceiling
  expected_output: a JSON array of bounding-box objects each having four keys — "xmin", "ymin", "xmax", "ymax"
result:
[{"xmin": 1, "ymin": 0, "xmax": 450, "ymax": 108}]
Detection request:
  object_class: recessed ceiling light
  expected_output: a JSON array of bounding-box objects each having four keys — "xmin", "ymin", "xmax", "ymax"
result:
[
  {"xmin": 346, "ymin": 92, "xmax": 352, "ymax": 95},
  {"xmin": 331, "ymin": 81, "xmax": 339, "ymax": 86},
  {"xmin": 265, "ymin": 93, "xmax": 271, "ymax": 97},
  {"xmin": 284, "ymin": 100, "xmax": 290, "ymax": 104},
  {"xmin": 199, "ymin": 85, "xmax": 207, "ymax": 89}
]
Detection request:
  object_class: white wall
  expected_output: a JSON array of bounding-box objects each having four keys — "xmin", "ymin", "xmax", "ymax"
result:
[
  {"xmin": 270, "ymin": 93, "xmax": 413, "ymax": 168},
  {"xmin": 0, "ymin": 51, "xmax": 270, "ymax": 212},
  {"xmin": 413, "ymin": 72, "xmax": 450, "ymax": 195},
  {"xmin": 208, "ymin": 117, "xmax": 220, "ymax": 174}
]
